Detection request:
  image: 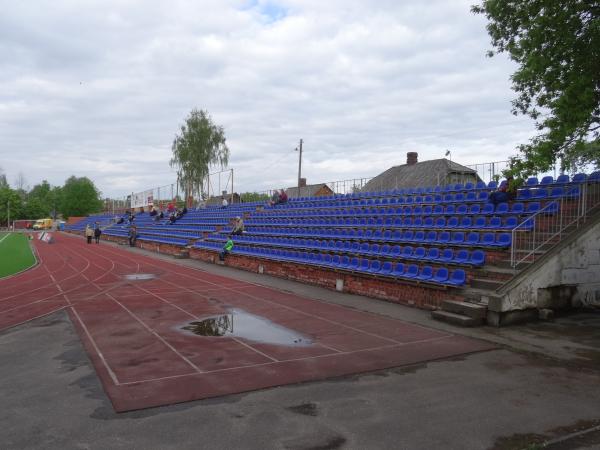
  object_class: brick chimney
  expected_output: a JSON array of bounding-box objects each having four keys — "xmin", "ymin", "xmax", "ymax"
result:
[
  {"xmin": 299, "ymin": 178, "xmax": 307, "ymax": 187},
  {"xmin": 407, "ymin": 152, "xmax": 418, "ymax": 165}
]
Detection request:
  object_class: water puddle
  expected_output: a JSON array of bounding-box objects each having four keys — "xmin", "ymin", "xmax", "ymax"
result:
[
  {"xmin": 123, "ymin": 274, "xmax": 156, "ymax": 281},
  {"xmin": 181, "ymin": 308, "xmax": 313, "ymax": 347}
]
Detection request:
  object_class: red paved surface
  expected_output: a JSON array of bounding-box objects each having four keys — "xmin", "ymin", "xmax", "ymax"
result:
[{"xmin": 1, "ymin": 233, "xmax": 495, "ymax": 412}]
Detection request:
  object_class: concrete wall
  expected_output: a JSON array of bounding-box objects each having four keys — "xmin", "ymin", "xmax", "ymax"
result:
[{"xmin": 492, "ymin": 217, "xmax": 600, "ymax": 313}]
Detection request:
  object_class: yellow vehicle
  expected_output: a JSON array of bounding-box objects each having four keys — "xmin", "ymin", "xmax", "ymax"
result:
[{"xmin": 33, "ymin": 218, "xmax": 53, "ymax": 230}]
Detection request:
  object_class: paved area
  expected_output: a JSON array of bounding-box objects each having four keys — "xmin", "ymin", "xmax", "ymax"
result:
[{"xmin": 1, "ymin": 232, "xmax": 600, "ymax": 449}]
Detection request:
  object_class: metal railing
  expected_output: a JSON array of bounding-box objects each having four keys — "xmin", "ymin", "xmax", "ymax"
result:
[{"xmin": 510, "ymin": 181, "xmax": 600, "ymax": 269}]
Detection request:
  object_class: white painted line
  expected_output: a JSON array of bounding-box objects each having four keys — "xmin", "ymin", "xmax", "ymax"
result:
[{"xmin": 70, "ymin": 307, "xmax": 121, "ymax": 386}]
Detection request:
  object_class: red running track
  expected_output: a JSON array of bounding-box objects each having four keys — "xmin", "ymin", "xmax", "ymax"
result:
[{"xmin": 0, "ymin": 233, "xmax": 495, "ymax": 412}]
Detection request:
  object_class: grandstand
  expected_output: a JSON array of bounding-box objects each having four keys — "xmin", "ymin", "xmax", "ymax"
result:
[{"xmin": 65, "ymin": 170, "xmax": 600, "ymax": 326}]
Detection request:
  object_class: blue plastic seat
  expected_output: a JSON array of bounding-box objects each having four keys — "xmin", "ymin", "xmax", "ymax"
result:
[
  {"xmin": 470, "ymin": 250, "xmax": 486, "ymax": 266},
  {"xmin": 478, "ymin": 191, "xmax": 489, "ymax": 202},
  {"xmin": 517, "ymin": 189, "xmax": 531, "ymax": 200},
  {"xmin": 511, "ymin": 202, "xmax": 525, "ymax": 214},
  {"xmin": 367, "ymin": 260, "xmax": 382, "ymax": 274},
  {"xmin": 496, "ymin": 233, "xmax": 512, "ymax": 247},
  {"xmin": 391, "ymin": 262, "xmax": 405, "ymax": 277},
  {"xmin": 475, "ymin": 181, "xmax": 487, "ymax": 190},
  {"xmin": 446, "ymin": 269, "xmax": 466, "ymax": 286},
  {"xmin": 437, "ymin": 231, "xmax": 450, "ymax": 244},
  {"xmin": 415, "ymin": 266, "xmax": 433, "ymax": 281},
  {"xmin": 540, "ymin": 176, "xmax": 554, "ymax": 185},
  {"xmin": 549, "ymin": 186, "xmax": 564, "ymax": 198},
  {"xmin": 526, "ymin": 177, "xmax": 539, "ymax": 186},
  {"xmin": 359, "ymin": 258, "xmax": 371, "ymax": 272},
  {"xmin": 526, "ymin": 202, "xmax": 541, "ymax": 214},
  {"xmin": 450, "ymin": 232, "xmax": 465, "ymax": 244},
  {"xmin": 495, "ymin": 202, "xmax": 509, "ymax": 214},
  {"xmin": 413, "ymin": 247, "xmax": 426, "ymax": 260},
  {"xmin": 456, "ymin": 204, "xmax": 468, "ymax": 215},
  {"xmin": 487, "ymin": 181, "xmax": 498, "ymax": 189},
  {"xmin": 481, "ymin": 233, "xmax": 495, "ymax": 247},
  {"xmin": 424, "ymin": 247, "xmax": 440, "ymax": 261},
  {"xmin": 503, "ymin": 216, "xmax": 518, "ymax": 229},
  {"xmin": 390, "ymin": 245, "xmax": 401, "ymax": 257},
  {"xmin": 425, "ymin": 231, "xmax": 437, "ymax": 243},
  {"xmin": 401, "ymin": 246, "xmax": 414, "ymax": 259},
  {"xmin": 454, "ymin": 249, "xmax": 469, "ymax": 264},
  {"xmin": 413, "ymin": 231, "xmax": 425, "ymax": 242},
  {"xmin": 434, "ymin": 217, "xmax": 446, "ymax": 228},
  {"xmin": 460, "ymin": 217, "xmax": 472, "ymax": 228},
  {"xmin": 572, "ymin": 173, "xmax": 587, "ymax": 183},
  {"xmin": 481, "ymin": 203, "xmax": 495, "ymax": 215},
  {"xmin": 446, "ymin": 217, "xmax": 459, "ymax": 228},
  {"xmin": 432, "ymin": 267, "xmax": 449, "ymax": 284},
  {"xmin": 439, "ymin": 248, "xmax": 454, "ymax": 262},
  {"xmin": 340, "ymin": 255, "xmax": 351, "ymax": 268},
  {"xmin": 380, "ymin": 261, "xmax": 393, "ymax": 276},
  {"xmin": 464, "ymin": 182, "xmax": 474, "ymax": 190},
  {"xmin": 487, "ymin": 216, "xmax": 502, "ymax": 229},
  {"xmin": 531, "ymin": 188, "xmax": 548, "ymax": 199},
  {"xmin": 349, "ymin": 257, "xmax": 360, "ymax": 270},
  {"xmin": 556, "ymin": 174, "xmax": 569, "ymax": 184},
  {"xmin": 404, "ymin": 264, "xmax": 419, "ymax": 279}
]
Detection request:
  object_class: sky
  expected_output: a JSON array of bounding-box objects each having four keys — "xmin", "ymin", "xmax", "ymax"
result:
[{"xmin": 0, "ymin": 0, "xmax": 536, "ymax": 198}]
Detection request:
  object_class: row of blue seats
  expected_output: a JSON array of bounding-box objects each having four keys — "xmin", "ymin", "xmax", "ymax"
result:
[
  {"xmin": 194, "ymin": 241, "xmax": 467, "ymax": 287},
  {"xmin": 287, "ymin": 174, "xmax": 595, "ymax": 204},
  {"xmin": 207, "ymin": 235, "xmax": 486, "ymax": 266},
  {"xmin": 222, "ymin": 228, "xmax": 512, "ymax": 248},
  {"xmin": 517, "ymin": 186, "xmax": 579, "ymax": 200},
  {"xmin": 257, "ymin": 200, "xmax": 550, "ymax": 219},
  {"xmin": 524, "ymin": 172, "xmax": 598, "ymax": 186},
  {"xmin": 246, "ymin": 215, "xmax": 531, "ymax": 230}
]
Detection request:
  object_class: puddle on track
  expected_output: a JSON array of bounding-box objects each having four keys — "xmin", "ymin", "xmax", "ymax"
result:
[
  {"xmin": 180, "ymin": 308, "xmax": 313, "ymax": 347},
  {"xmin": 123, "ymin": 274, "xmax": 157, "ymax": 281}
]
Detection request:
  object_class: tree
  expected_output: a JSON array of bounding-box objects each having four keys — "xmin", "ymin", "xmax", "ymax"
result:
[
  {"xmin": 472, "ymin": 1, "xmax": 600, "ymax": 177},
  {"xmin": 240, "ymin": 192, "xmax": 270, "ymax": 203},
  {"xmin": 0, "ymin": 167, "xmax": 8, "ymax": 190},
  {"xmin": 170, "ymin": 109, "xmax": 230, "ymax": 202},
  {"xmin": 25, "ymin": 180, "xmax": 54, "ymax": 219},
  {"xmin": 0, "ymin": 187, "xmax": 24, "ymax": 226},
  {"xmin": 60, "ymin": 176, "xmax": 103, "ymax": 218}
]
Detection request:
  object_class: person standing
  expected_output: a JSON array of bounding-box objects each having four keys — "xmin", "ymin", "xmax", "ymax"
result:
[
  {"xmin": 128, "ymin": 225, "xmax": 138, "ymax": 247},
  {"xmin": 94, "ymin": 223, "xmax": 102, "ymax": 244},
  {"xmin": 85, "ymin": 225, "xmax": 93, "ymax": 244}
]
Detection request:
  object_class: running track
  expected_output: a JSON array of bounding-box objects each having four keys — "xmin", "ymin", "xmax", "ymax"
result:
[{"xmin": 0, "ymin": 233, "xmax": 495, "ymax": 412}]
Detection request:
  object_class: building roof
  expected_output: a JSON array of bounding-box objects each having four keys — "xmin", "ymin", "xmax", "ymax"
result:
[
  {"xmin": 286, "ymin": 183, "xmax": 334, "ymax": 199},
  {"xmin": 362, "ymin": 158, "xmax": 480, "ymax": 192}
]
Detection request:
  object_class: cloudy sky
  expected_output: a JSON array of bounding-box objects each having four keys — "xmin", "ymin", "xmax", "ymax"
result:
[{"xmin": 0, "ymin": 0, "xmax": 535, "ymax": 198}]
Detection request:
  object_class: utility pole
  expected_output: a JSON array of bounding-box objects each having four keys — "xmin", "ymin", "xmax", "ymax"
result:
[
  {"xmin": 297, "ymin": 138, "xmax": 303, "ymax": 189},
  {"xmin": 7, "ymin": 199, "xmax": 10, "ymax": 230}
]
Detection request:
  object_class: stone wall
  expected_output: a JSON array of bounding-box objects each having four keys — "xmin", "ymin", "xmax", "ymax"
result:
[{"xmin": 491, "ymin": 216, "xmax": 600, "ymax": 312}]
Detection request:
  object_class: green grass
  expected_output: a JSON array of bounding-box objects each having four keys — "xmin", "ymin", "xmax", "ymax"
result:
[{"xmin": 0, "ymin": 232, "xmax": 36, "ymax": 278}]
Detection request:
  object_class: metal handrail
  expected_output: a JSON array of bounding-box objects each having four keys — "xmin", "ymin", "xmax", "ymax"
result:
[{"xmin": 510, "ymin": 182, "xmax": 600, "ymax": 269}]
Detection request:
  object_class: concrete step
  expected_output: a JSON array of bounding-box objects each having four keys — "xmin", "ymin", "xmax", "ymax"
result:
[
  {"xmin": 442, "ymin": 300, "xmax": 487, "ymax": 319},
  {"xmin": 470, "ymin": 277, "xmax": 504, "ymax": 290},
  {"xmin": 431, "ymin": 310, "xmax": 484, "ymax": 327}
]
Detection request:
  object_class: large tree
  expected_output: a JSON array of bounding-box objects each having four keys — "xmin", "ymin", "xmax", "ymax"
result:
[
  {"xmin": 60, "ymin": 176, "xmax": 103, "ymax": 218},
  {"xmin": 0, "ymin": 187, "xmax": 24, "ymax": 226},
  {"xmin": 170, "ymin": 109, "xmax": 230, "ymax": 201},
  {"xmin": 472, "ymin": 1, "xmax": 600, "ymax": 177}
]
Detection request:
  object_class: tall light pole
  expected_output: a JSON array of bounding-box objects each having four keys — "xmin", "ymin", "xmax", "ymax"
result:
[
  {"xmin": 7, "ymin": 199, "xmax": 10, "ymax": 230},
  {"xmin": 296, "ymin": 138, "xmax": 303, "ymax": 189}
]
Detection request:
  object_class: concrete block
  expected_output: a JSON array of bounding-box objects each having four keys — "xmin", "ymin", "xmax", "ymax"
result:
[
  {"xmin": 335, "ymin": 279, "xmax": 344, "ymax": 292},
  {"xmin": 538, "ymin": 308, "xmax": 554, "ymax": 321}
]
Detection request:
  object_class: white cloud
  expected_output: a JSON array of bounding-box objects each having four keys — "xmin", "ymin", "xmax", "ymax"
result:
[{"xmin": 0, "ymin": 0, "xmax": 534, "ymax": 197}]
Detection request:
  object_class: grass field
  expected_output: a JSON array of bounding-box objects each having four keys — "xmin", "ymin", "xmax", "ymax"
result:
[{"xmin": 0, "ymin": 232, "xmax": 36, "ymax": 278}]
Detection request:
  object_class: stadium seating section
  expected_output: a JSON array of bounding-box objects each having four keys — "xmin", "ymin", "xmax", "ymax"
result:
[{"xmin": 67, "ymin": 172, "xmax": 598, "ymax": 289}]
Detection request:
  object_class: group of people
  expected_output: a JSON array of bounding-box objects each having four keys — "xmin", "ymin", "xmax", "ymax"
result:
[
  {"xmin": 85, "ymin": 223, "xmax": 102, "ymax": 244},
  {"xmin": 219, "ymin": 216, "xmax": 244, "ymax": 261},
  {"xmin": 269, "ymin": 189, "xmax": 288, "ymax": 207}
]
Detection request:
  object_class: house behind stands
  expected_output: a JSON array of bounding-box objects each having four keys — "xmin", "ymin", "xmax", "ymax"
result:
[
  {"xmin": 362, "ymin": 152, "xmax": 481, "ymax": 192},
  {"xmin": 206, "ymin": 192, "xmax": 241, "ymax": 206},
  {"xmin": 286, "ymin": 179, "xmax": 335, "ymax": 199}
]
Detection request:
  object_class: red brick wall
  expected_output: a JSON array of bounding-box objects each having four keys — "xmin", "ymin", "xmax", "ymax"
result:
[{"xmin": 188, "ymin": 248, "xmax": 465, "ymax": 309}]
